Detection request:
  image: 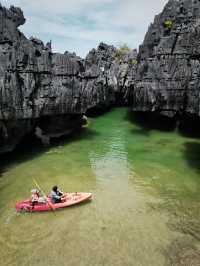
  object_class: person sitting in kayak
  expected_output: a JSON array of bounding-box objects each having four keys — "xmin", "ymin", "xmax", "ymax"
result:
[
  {"xmin": 50, "ymin": 186, "xmax": 66, "ymax": 203},
  {"xmin": 31, "ymin": 189, "xmax": 46, "ymax": 207}
]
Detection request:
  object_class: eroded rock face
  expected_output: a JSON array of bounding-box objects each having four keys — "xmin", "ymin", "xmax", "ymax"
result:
[
  {"xmin": 0, "ymin": 5, "xmax": 137, "ymax": 153},
  {"xmin": 133, "ymin": 0, "xmax": 200, "ymax": 118},
  {"xmin": 0, "ymin": 5, "xmax": 88, "ymax": 152},
  {"xmin": 84, "ymin": 43, "xmax": 137, "ymax": 111}
]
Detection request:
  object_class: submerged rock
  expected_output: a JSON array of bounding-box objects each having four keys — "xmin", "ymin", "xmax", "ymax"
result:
[{"xmin": 133, "ymin": 0, "xmax": 200, "ymax": 118}]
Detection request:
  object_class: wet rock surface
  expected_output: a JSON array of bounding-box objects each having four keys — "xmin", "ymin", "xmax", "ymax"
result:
[{"xmin": 133, "ymin": 0, "xmax": 200, "ymax": 118}]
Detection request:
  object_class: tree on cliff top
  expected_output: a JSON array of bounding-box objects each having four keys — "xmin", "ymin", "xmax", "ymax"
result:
[
  {"xmin": 114, "ymin": 44, "xmax": 131, "ymax": 61},
  {"xmin": 114, "ymin": 44, "xmax": 137, "ymax": 65}
]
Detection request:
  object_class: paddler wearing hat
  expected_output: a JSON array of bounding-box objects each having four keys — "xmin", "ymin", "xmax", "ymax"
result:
[{"xmin": 31, "ymin": 188, "xmax": 46, "ymax": 207}]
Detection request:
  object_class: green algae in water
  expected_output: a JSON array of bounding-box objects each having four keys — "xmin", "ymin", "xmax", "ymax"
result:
[{"xmin": 0, "ymin": 108, "xmax": 200, "ymax": 266}]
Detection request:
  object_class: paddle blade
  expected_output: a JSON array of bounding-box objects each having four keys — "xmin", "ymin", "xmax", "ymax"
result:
[{"xmin": 47, "ymin": 198, "xmax": 55, "ymax": 211}]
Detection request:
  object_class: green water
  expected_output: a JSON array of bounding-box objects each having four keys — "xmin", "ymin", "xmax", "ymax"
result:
[{"xmin": 0, "ymin": 108, "xmax": 200, "ymax": 266}]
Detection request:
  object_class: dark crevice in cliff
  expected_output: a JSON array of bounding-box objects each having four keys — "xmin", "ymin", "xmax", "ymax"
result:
[
  {"xmin": 189, "ymin": 54, "xmax": 200, "ymax": 60},
  {"xmin": 34, "ymin": 114, "xmax": 87, "ymax": 145},
  {"xmin": 171, "ymin": 33, "xmax": 179, "ymax": 55},
  {"xmin": 115, "ymin": 92, "xmax": 130, "ymax": 106},
  {"xmin": 86, "ymin": 106, "xmax": 112, "ymax": 118}
]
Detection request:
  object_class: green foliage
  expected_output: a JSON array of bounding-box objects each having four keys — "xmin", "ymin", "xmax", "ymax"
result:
[
  {"xmin": 163, "ymin": 20, "xmax": 173, "ymax": 29},
  {"xmin": 128, "ymin": 59, "xmax": 137, "ymax": 65},
  {"xmin": 114, "ymin": 44, "xmax": 131, "ymax": 61}
]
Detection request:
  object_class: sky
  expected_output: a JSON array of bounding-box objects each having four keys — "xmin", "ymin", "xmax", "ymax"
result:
[{"xmin": 2, "ymin": 0, "xmax": 168, "ymax": 58}]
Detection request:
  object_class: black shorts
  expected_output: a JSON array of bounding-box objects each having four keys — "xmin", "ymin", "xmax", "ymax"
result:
[{"xmin": 54, "ymin": 198, "xmax": 61, "ymax": 204}]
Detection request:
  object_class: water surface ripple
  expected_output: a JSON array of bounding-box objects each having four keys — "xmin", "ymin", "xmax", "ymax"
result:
[{"xmin": 0, "ymin": 108, "xmax": 200, "ymax": 266}]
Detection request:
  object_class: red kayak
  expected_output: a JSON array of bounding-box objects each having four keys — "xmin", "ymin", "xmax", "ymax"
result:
[{"xmin": 16, "ymin": 192, "xmax": 92, "ymax": 212}]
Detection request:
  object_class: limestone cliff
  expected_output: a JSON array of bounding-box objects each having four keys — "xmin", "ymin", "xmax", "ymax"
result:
[
  {"xmin": 0, "ymin": 5, "xmax": 136, "ymax": 153},
  {"xmin": 0, "ymin": 5, "xmax": 89, "ymax": 152},
  {"xmin": 133, "ymin": 0, "xmax": 200, "ymax": 118},
  {"xmin": 4, "ymin": 0, "xmax": 200, "ymax": 154},
  {"xmin": 84, "ymin": 43, "xmax": 137, "ymax": 111}
]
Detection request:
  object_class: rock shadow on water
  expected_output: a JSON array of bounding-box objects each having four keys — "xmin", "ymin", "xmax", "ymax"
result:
[
  {"xmin": 125, "ymin": 110, "xmax": 177, "ymax": 134},
  {"xmin": 53, "ymin": 127, "xmax": 99, "ymax": 144},
  {"xmin": 178, "ymin": 115, "xmax": 200, "ymax": 138},
  {"xmin": 0, "ymin": 127, "xmax": 99, "ymax": 178},
  {"xmin": 86, "ymin": 106, "xmax": 112, "ymax": 118},
  {"xmin": 183, "ymin": 141, "xmax": 200, "ymax": 174}
]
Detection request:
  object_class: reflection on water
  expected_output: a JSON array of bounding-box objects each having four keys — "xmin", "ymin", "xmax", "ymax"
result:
[
  {"xmin": 90, "ymin": 129, "xmax": 129, "ymax": 183},
  {"xmin": 0, "ymin": 108, "xmax": 200, "ymax": 266}
]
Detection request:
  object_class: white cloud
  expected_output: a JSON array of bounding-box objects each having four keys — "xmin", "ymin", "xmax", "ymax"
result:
[
  {"xmin": 2, "ymin": 0, "xmax": 114, "ymax": 15},
  {"xmin": 1, "ymin": 0, "xmax": 169, "ymax": 57}
]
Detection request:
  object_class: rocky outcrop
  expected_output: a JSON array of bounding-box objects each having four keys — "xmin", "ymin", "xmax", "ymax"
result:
[
  {"xmin": 0, "ymin": 5, "xmax": 88, "ymax": 152},
  {"xmin": 84, "ymin": 43, "xmax": 137, "ymax": 111},
  {"xmin": 4, "ymin": 0, "xmax": 200, "ymax": 154},
  {"xmin": 0, "ymin": 4, "xmax": 136, "ymax": 153},
  {"xmin": 133, "ymin": 0, "xmax": 200, "ymax": 118}
]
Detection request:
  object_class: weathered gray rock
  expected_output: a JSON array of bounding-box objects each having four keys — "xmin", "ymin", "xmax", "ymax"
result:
[
  {"xmin": 133, "ymin": 0, "xmax": 200, "ymax": 118},
  {"xmin": 0, "ymin": 5, "xmax": 137, "ymax": 153},
  {"xmin": 84, "ymin": 43, "xmax": 137, "ymax": 110},
  {"xmin": 0, "ymin": 5, "xmax": 87, "ymax": 152}
]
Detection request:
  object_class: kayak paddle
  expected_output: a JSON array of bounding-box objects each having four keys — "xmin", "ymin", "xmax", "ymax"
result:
[{"xmin": 33, "ymin": 179, "xmax": 55, "ymax": 211}]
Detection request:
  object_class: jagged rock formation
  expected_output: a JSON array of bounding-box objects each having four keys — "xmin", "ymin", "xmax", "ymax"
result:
[
  {"xmin": 0, "ymin": 4, "xmax": 136, "ymax": 153},
  {"xmin": 3, "ymin": 0, "xmax": 200, "ymax": 154},
  {"xmin": 0, "ymin": 4, "xmax": 88, "ymax": 152},
  {"xmin": 133, "ymin": 0, "xmax": 200, "ymax": 118},
  {"xmin": 84, "ymin": 43, "xmax": 137, "ymax": 111}
]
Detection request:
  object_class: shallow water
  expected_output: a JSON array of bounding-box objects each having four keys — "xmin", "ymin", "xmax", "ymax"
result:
[{"xmin": 0, "ymin": 108, "xmax": 200, "ymax": 266}]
